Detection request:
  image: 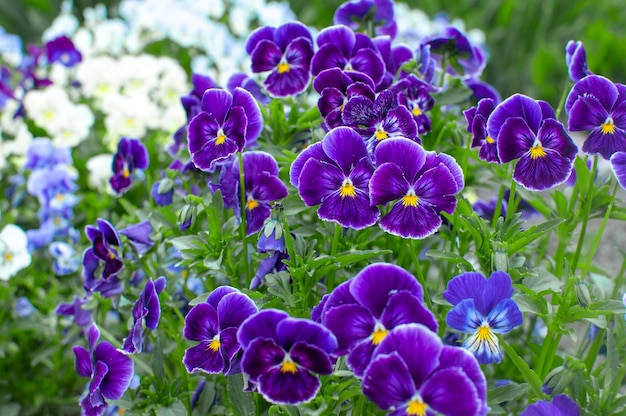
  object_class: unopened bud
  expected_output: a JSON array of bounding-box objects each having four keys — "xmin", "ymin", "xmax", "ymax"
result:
[{"xmin": 178, "ymin": 204, "xmax": 197, "ymax": 232}]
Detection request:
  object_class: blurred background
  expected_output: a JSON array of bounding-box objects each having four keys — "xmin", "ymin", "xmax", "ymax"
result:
[{"xmin": 2, "ymin": 0, "xmax": 626, "ymax": 112}]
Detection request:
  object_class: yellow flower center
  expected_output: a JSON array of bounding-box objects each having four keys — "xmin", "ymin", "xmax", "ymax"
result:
[
  {"xmin": 43, "ymin": 110, "xmax": 54, "ymax": 120},
  {"xmin": 485, "ymin": 136, "xmax": 495, "ymax": 144},
  {"xmin": 124, "ymin": 118, "xmax": 134, "ymax": 127},
  {"xmin": 53, "ymin": 217, "xmax": 61, "ymax": 225},
  {"xmin": 375, "ymin": 129, "xmax": 388, "ymax": 141},
  {"xmin": 477, "ymin": 325, "xmax": 491, "ymax": 340},
  {"xmin": 209, "ymin": 336, "xmax": 220, "ymax": 352},
  {"xmin": 407, "ymin": 399, "xmax": 428, "ymax": 416},
  {"xmin": 402, "ymin": 190, "xmax": 419, "ymax": 207},
  {"xmin": 339, "ymin": 179, "xmax": 356, "ymax": 198},
  {"xmin": 412, "ymin": 107, "xmax": 422, "ymax": 116},
  {"xmin": 529, "ymin": 144, "xmax": 547, "ymax": 159},
  {"xmin": 123, "ymin": 169, "xmax": 130, "ymax": 178},
  {"xmin": 4, "ymin": 252, "xmax": 12, "ymax": 262},
  {"xmin": 56, "ymin": 193, "xmax": 65, "ymax": 201},
  {"xmin": 215, "ymin": 134, "xmax": 227, "ymax": 145},
  {"xmin": 602, "ymin": 117, "xmax": 616, "ymax": 134},
  {"xmin": 280, "ymin": 357, "xmax": 297, "ymax": 374},
  {"xmin": 108, "ymin": 252, "xmax": 115, "ymax": 260},
  {"xmin": 277, "ymin": 62, "xmax": 290, "ymax": 74},
  {"xmin": 371, "ymin": 325, "xmax": 388, "ymax": 345},
  {"xmin": 246, "ymin": 198, "xmax": 259, "ymax": 210}
]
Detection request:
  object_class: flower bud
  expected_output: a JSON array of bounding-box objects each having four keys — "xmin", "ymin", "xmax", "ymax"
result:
[{"xmin": 178, "ymin": 203, "xmax": 197, "ymax": 232}]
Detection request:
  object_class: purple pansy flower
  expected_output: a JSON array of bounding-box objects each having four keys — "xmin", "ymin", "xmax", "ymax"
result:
[
  {"xmin": 464, "ymin": 98, "xmax": 499, "ymax": 162},
  {"xmin": 183, "ymin": 287, "xmax": 258, "ymax": 375},
  {"xmin": 520, "ymin": 394, "xmax": 580, "ymax": 416},
  {"xmin": 317, "ymin": 263, "xmax": 437, "ymax": 377},
  {"xmin": 120, "ymin": 220, "xmax": 153, "ymax": 255},
  {"xmin": 84, "ymin": 219, "xmax": 124, "ymax": 280},
  {"xmin": 391, "ymin": 74, "xmax": 434, "ymax": 135},
  {"xmin": 422, "ymin": 26, "xmax": 486, "ymax": 77},
  {"xmin": 465, "ymin": 77, "xmax": 502, "ymax": 105},
  {"xmin": 227, "ymin": 73, "xmax": 270, "ymax": 105},
  {"xmin": 416, "ymin": 44, "xmax": 437, "ymax": 86},
  {"xmin": 444, "ymin": 271, "xmax": 523, "ymax": 364},
  {"xmin": 73, "ymin": 325, "xmax": 134, "ymax": 416},
  {"xmin": 122, "ymin": 277, "xmax": 166, "ymax": 354},
  {"xmin": 188, "ymin": 87, "xmax": 263, "ymax": 171},
  {"xmin": 45, "ymin": 35, "xmax": 82, "ymax": 67},
  {"xmin": 334, "ymin": 0, "xmax": 397, "ymax": 40},
  {"xmin": 362, "ymin": 323, "xmax": 488, "ymax": 416},
  {"xmin": 56, "ymin": 296, "xmax": 93, "ymax": 328},
  {"xmin": 610, "ymin": 151, "xmax": 626, "ymax": 190},
  {"xmin": 24, "ymin": 137, "xmax": 71, "ymax": 169},
  {"xmin": 291, "ymin": 127, "xmax": 380, "ymax": 230},
  {"xmin": 311, "ymin": 25, "xmax": 386, "ymax": 87},
  {"xmin": 109, "ymin": 138, "xmax": 149, "ymax": 195},
  {"xmin": 369, "ymin": 138, "xmax": 464, "ymax": 239},
  {"xmin": 373, "ymin": 36, "xmax": 412, "ymax": 91},
  {"xmin": 565, "ymin": 40, "xmax": 593, "ymax": 83},
  {"xmin": 491, "ymin": 94, "xmax": 578, "ymax": 190},
  {"xmin": 246, "ymin": 22, "xmax": 314, "ymax": 97},
  {"xmin": 342, "ymin": 89, "xmax": 419, "ymax": 156},
  {"xmin": 49, "ymin": 241, "xmax": 80, "ymax": 275},
  {"xmin": 238, "ymin": 309, "xmax": 338, "ymax": 405},
  {"xmin": 566, "ymin": 75, "xmax": 626, "ymax": 159},
  {"xmin": 314, "ymin": 68, "xmax": 375, "ymax": 130}
]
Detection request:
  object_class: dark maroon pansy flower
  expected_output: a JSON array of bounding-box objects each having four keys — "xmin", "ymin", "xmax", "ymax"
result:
[
  {"xmin": 187, "ymin": 87, "xmax": 262, "ymax": 171},
  {"xmin": 362, "ymin": 323, "xmax": 488, "ymax": 416},
  {"xmin": 492, "ymin": 94, "xmax": 578, "ymax": 191},
  {"xmin": 334, "ymin": 0, "xmax": 397, "ymax": 40},
  {"xmin": 565, "ymin": 40, "xmax": 593, "ymax": 83},
  {"xmin": 73, "ymin": 325, "xmax": 134, "ymax": 416},
  {"xmin": 311, "ymin": 25, "xmax": 386, "ymax": 87},
  {"xmin": 464, "ymin": 98, "xmax": 499, "ymax": 162},
  {"xmin": 238, "ymin": 309, "xmax": 338, "ymax": 405},
  {"xmin": 46, "ymin": 35, "xmax": 82, "ymax": 67},
  {"xmin": 110, "ymin": 137, "xmax": 149, "ymax": 195},
  {"xmin": 246, "ymin": 22, "xmax": 314, "ymax": 97},
  {"xmin": 183, "ymin": 287, "xmax": 258, "ymax": 375},
  {"xmin": 122, "ymin": 276, "xmax": 166, "ymax": 354},
  {"xmin": 342, "ymin": 89, "xmax": 419, "ymax": 156},
  {"xmin": 369, "ymin": 138, "xmax": 464, "ymax": 238},
  {"xmin": 566, "ymin": 75, "xmax": 626, "ymax": 159},
  {"xmin": 291, "ymin": 127, "xmax": 380, "ymax": 230},
  {"xmin": 317, "ymin": 263, "xmax": 437, "ymax": 377},
  {"xmin": 391, "ymin": 74, "xmax": 434, "ymax": 135}
]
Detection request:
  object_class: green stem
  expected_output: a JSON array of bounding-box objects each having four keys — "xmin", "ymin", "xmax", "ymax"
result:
[
  {"xmin": 555, "ymin": 79, "xmax": 572, "ymax": 120},
  {"xmin": 327, "ymin": 224, "xmax": 343, "ymax": 292},
  {"xmin": 491, "ymin": 183, "xmax": 506, "ymax": 229},
  {"xmin": 410, "ymin": 239, "xmax": 432, "ymax": 310},
  {"xmin": 99, "ymin": 326, "xmax": 154, "ymax": 376},
  {"xmin": 501, "ymin": 340, "xmax": 545, "ymax": 399},
  {"xmin": 237, "ymin": 152, "xmax": 251, "ymax": 286},
  {"xmin": 439, "ymin": 53, "xmax": 448, "ymax": 88},
  {"xmin": 580, "ymin": 181, "xmax": 619, "ymax": 278},
  {"xmin": 504, "ymin": 178, "xmax": 518, "ymax": 225},
  {"xmin": 571, "ymin": 156, "xmax": 598, "ymax": 272}
]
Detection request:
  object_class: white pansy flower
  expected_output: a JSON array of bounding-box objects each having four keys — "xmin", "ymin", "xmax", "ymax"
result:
[
  {"xmin": 75, "ymin": 56, "xmax": 122, "ymax": 99},
  {"xmin": 86, "ymin": 153, "xmax": 115, "ymax": 192},
  {"xmin": 42, "ymin": 13, "xmax": 79, "ymax": 41},
  {"xmin": 50, "ymin": 104, "xmax": 95, "ymax": 148},
  {"xmin": 22, "ymin": 86, "xmax": 73, "ymax": 133},
  {"xmin": 0, "ymin": 224, "xmax": 31, "ymax": 280}
]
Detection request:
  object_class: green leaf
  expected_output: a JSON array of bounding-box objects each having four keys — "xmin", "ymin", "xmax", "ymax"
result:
[
  {"xmin": 521, "ymin": 268, "xmax": 563, "ymax": 294},
  {"xmin": 426, "ymin": 249, "xmax": 474, "ymax": 269},
  {"xmin": 333, "ymin": 249, "xmax": 391, "ymax": 266},
  {"xmin": 487, "ymin": 382, "xmax": 530, "ymax": 405},
  {"xmin": 152, "ymin": 338, "xmax": 165, "ymax": 387},
  {"xmin": 169, "ymin": 235, "xmax": 205, "ymax": 251},
  {"xmin": 192, "ymin": 381, "xmax": 216, "ymax": 416},
  {"xmin": 508, "ymin": 218, "xmax": 564, "ymax": 253},
  {"xmin": 226, "ymin": 374, "xmax": 256, "ymax": 416},
  {"xmin": 265, "ymin": 271, "xmax": 296, "ymax": 307},
  {"xmin": 513, "ymin": 293, "xmax": 547, "ymax": 315},
  {"xmin": 155, "ymin": 401, "xmax": 188, "ymax": 416},
  {"xmin": 590, "ymin": 300, "xmax": 626, "ymax": 314},
  {"xmin": 574, "ymin": 156, "xmax": 591, "ymax": 196},
  {"xmin": 188, "ymin": 292, "xmax": 210, "ymax": 306}
]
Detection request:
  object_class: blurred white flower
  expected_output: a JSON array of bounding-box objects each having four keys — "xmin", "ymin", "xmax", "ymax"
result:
[
  {"xmin": 86, "ymin": 153, "xmax": 115, "ymax": 192},
  {"xmin": 0, "ymin": 224, "xmax": 31, "ymax": 280}
]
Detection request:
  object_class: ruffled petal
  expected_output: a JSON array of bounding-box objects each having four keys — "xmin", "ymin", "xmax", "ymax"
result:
[
  {"xmin": 381, "ymin": 291, "xmax": 438, "ymax": 333},
  {"xmin": 322, "ymin": 126, "xmax": 369, "ymax": 173},
  {"xmin": 311, "ymin": 44, "xmax": 349, "ymax": 76},
  {"xmin": 362, "ymin": 352, "xmax": 417, "ymax": 410},
  {"xmin": 565, "ymin": 74, "xmax": 617, "ymax": 115},
  {"xmin": 217, "ymin": 292, "xmax": 258, "ymax": 329},
  {"xmin": 276, "ymin": 318, "xmax": 338, "ymax": 353},
  {"xmin": 488, "ymin": 94, "xmax": 543, "ymax": 139},
  {"xmin": 421, "ymin": 367, "xmax": 482, "ymax": 415},
  {"xmin": 369, "ymin": 162, "xmax": 409, "ymax": 206},
  {"xmin": 73, "ymin": 346, "xmax": 93, "ymax": 378},
  {"xmin": 445, "ymin": 298, "xmax": 484, "ymax": 333},
  {"xmin": 241, "ymin": 337, "xmax": 285, "ymax": 381},
  {"xmin": 610, "ymin": 151, "xmax": 626, "ymax": 190},
  {"xmin": 513, "ymin": 152, "xmax": 575, "ymax": 191},
  {"xmin": 323, "ymin": 303, "xmax": 376, "ymax": 355},
  {"xmin": 250, "ymin": 40, "xmax": 283, "ymax": 73},
  {"xmin": 378, "ymin": 200, "xmax": 442, "ymax": 239},
  {"xmin": 567, "ymin": 95, "xmax": 609, "ymax": 132},
  {"xmin": 232, "ymin": 87, "xmax": 263, "ymax": 143},
  {"xmin": 94, "ymin": 342, "xmax": 134, "ymax": 400},
  {"xmin": 297, "ymin": 158, "xmax": 343, "ymax": 206},
  {"xmin": 183, "ymin": 341, "xmax": 225, "ymax": 374},
  {"xmin": 183, "ymin": 303, "xmax": 218, "ymax": 341},
  {"xmin": 200, "ymin": 89, "xmax": 233, "ymax": 124},
  {"xmin": 238, "ymin": 309, "xmax": 289, "ymax": 349},
  {"xmin": 496, "ymin": 117, "xmax": 536, "ymax": 163},
  {"xmin": 257, "ymin": 367, "xmax": 321, "ymax": 405},
  {"xmin": 290, "ymin": 341, "xmax": 334, "ymax": 375}
]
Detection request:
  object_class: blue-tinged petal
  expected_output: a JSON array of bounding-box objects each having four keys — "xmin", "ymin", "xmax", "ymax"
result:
[
  {"xmin": 322, "ymin": 127, "xmax": 369, "ymax": 174},
  {"xmin": 374, "ymin": 324, "xmax": 442, "ymax": 387},
  {"xmin": 379, "ymin": 200, "xmax": 443, "ymax": 239},
  {"xmin": 130, "ymin": 139, "xmax": 149, "ymax": 170},
  {"xmin": 89, "ymin": 359, "xmax": 109, "ymax": 396},
  {"xmin": 486, "ymin": 298, "xmax": 523, "ymax": 334},
  {"xmin": 567, "ymin": 95, "xmax": 609, "ymax": 132},
  {"xmin": 437, "ymin": 346, "xmax": 488, "ymax": 416},
  {"xmin": 201, "ymin": 89, "xmax": 233, "ymax": 124},
  {"xmin": 276, "ymin": 317, "xmax": 338, "ymax": 353},
  {"xmin": 462, "ymin": 321, "xmax": 503, "ymax": 365},
  {"xmin": 381, "ymin": 291, "xmax": 438, "ymax": 333},
  {"xmin": 142, "ymin": 278, "xmax": 162, "ymax": 330},
  {"xmin": 94, "ymin": 342, "xmax": 134, "ymax": 400},
  {"xmin": 297, "ymin": 158, "xmax": 343, "ymax": 206},
  {"xmin": 290, "ymin": 142, "xmax": 329, "ymax": 187},
  {"xmin": 238, "ymin": 309, "xmax": 289, "ymax": 349},
  {"xmin": 362, "ymin": 352, "xmax": 417, "ymax": 410},
  {"xmin": 207, "ymin": 286, "xmax": 239, "ymax": 309},
  {"xmin": 290, "ymin": 341, "xmax": 334, "ymax": 375},
  {"xmin": 374, "ymin": 138, "xmax": 426, "ymax": 183},
  {"xmin": 323, "ymin": 303, "xmax": 376, "ymax": 355},
  {"xmin": 443, "ymin": 272, "xmax": 487, "ymax": 308},
  {"xmin": 73, "ymin": 346, "xmax": 93, "ymax": 378},
  {"xmin": 241, "ymin": 337, "xmax": 285, "ymax": 382},
  {"xmin": 497, "ymin": 117, "xmax": 537, "ymax": 163},
  {"xmin": 97, "ymin": 219, "xmax": 121, "ymax": 247},
  {"xmin": 350, "ymin": 263, "xmax": 424, "ymax": 317},
  {"xmin": 274, "ymin": 22, "xmax": 313, "ymax": 51},
  {"xmin": 217, "ymin": 292, "xmax": 258, "ymax": 329},
  {"xmin": 232, "ymin": 87, "xmax": 263, "ymax": 143},
  {"xmin": 513, "ymin": 152, "xmax": 574, "ymax": 191},
  {"xmin": 481, "ymin": 271, "xmax": 514, "ymax": 312},
  {"xmin": 120, "ymin": 221, "xmax": 153, "ymax": 256},
  {"xmin": 610, "ymin": 152, "xmax": 626, "ymax": 190},
  {"xmin": 245, "ymin": 26, "xmax": 275, "ymax": 55},
  {"xmin": 565, "ymin": 74, "xmax": 617, "ymax": 115},
  {"xmin": 487, "ymin": 94, "xmax": 543, "ymax": 139},
  {"xmin": 421, "ymin": 367, "xmax": 482, "ymax": 415},
  {"xmin": 183, "ymin": 303, "xmax": 218, "ymax": 342},
  {"xmin": 183, "ymin": 341, "xmax": 225, "ymax": 374},
  {"xmin": 257, "ymin": 366, "xmax": 321, "ymax": 405},
  {"xmin": 369, "ymin": 162, "xmax": 409, "ymax": 206},
  {"xmin": 445, "ymin": 298, "xmax": 484, "ymax": 333},
  {"xmin": 552, "ymin": 394, "xmax": 581, "ymax": 415}
]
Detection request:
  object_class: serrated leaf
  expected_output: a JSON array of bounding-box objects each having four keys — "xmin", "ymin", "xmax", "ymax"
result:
[
  {"xmin": 226, "ymin": 374, "xmax": 255, "ymax": 416},
  {"xmin": 521, "ymin": 268, "xmax": 563, "ymax": 293},
  {"xmin": 487, "ymin": 383, "xmax": 530, "ymax": 404},
  {"xmin": 508, "ymin": 218, "xmax": 564, "ymax": 253},
  {"xmin": 169, "ymin": 235, "xmax": 205, "ymax": 251}
]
